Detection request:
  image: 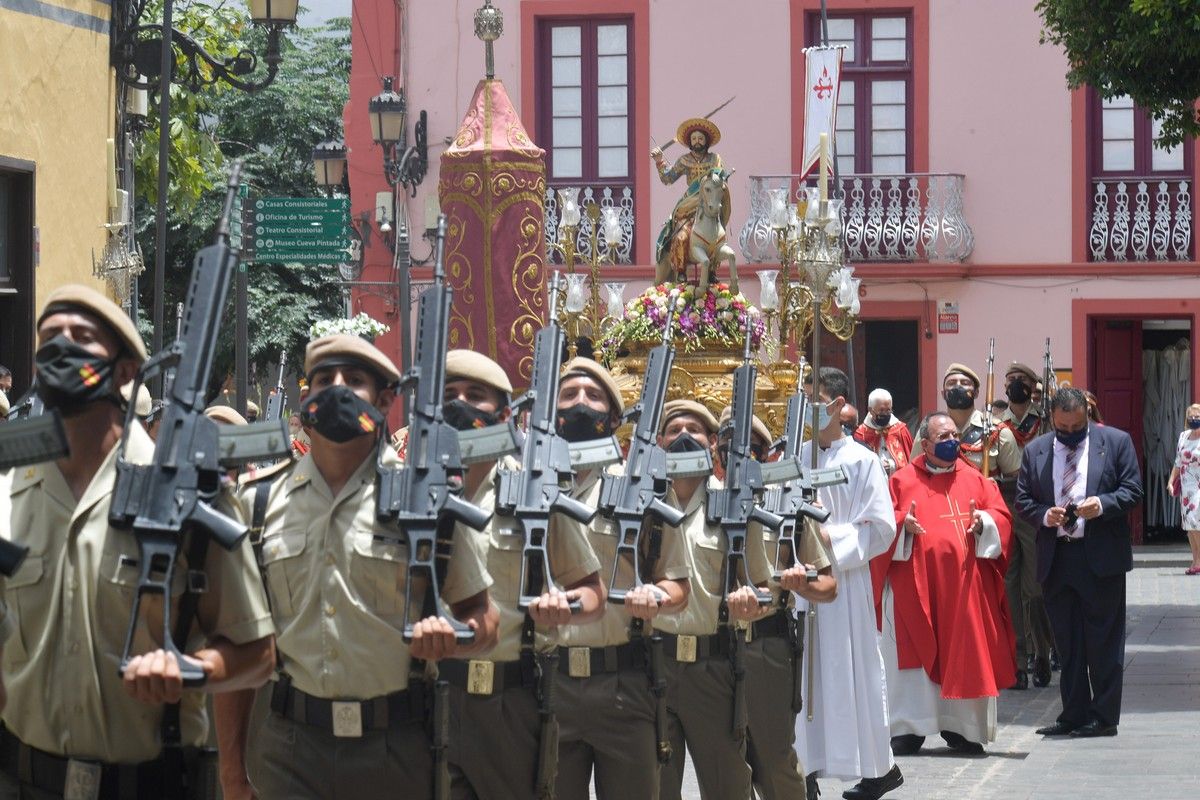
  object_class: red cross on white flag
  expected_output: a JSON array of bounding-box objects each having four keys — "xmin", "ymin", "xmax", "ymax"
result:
[{"xmin": 800, "ymin": 45, "xmax": 845, "ymax": 179}]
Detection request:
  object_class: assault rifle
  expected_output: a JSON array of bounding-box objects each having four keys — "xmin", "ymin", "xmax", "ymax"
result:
[
  {"xmin": 264, "ymin": 351, "xmax": 287, "ymax": 423},
  {"xmin": 496, "ymin": 272, "xmax": 597, "ymax": 610},
  {"xmin": 108, "ymin": 163, "xmax": 249, "ymax": 686},
  {"xmin": 598, "ymin": 291, "xmax": 686, "ymax": 603},
  {"xmin": 707, "ymin": 331, "xmax": 783, "ymax": 737},
  {"xmin": 981, "ymin": 337, "xmax": 996, "ymax": 476},
  {"xmin": 376, "ymin": 215, "xmax": 492, "ymax": 643},
  {"xmin": 1041, "ymin": 337, "xmax": 1055, "ymax": 434},
  {"xmin": 0, "ymin": 411, "xmax": 70, "ymax": 575},
  {"xmin": 761, "ymin": 388, "xmax": 848, "ymax": 579}
]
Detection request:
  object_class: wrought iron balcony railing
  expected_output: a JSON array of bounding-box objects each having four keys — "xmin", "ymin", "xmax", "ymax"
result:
[
  {"xmin": 1088, "ymin": 177, "xmax": 1193, "ymax": 262},
  {"xmin": 740, "ymin": 173, "xmax": 974, "ymax": 264},
  {"xmin": 544, "ymin": 184, "xmax": 635, "ymax": 264}
]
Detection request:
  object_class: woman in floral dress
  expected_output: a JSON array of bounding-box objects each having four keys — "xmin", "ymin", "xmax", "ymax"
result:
[{"xmin": 1168, "ymin": 402, "xmax": 1200, "ymax": 574}]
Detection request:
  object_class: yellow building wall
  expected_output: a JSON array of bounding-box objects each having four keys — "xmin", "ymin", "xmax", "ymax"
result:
[{"xmin": 0, "ymin": 0, "xmax": 117, "ymax": 305}]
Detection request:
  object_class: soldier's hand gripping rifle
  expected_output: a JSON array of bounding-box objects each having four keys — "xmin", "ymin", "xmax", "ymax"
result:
[
  {"xmin": 496, "ymin": 272, "xmax": 597, "ymax": 611},
  {"xmin": 264, "ymin": 351, "xmax": 287, "ymax": 423},
  {"xmin": 0, "ymin": 411, "xmax": 70, "ymax": 575},
  {"xmin": 981, "ymin": 337, "xmax": 996, "ymax": 477},
  {"xmin": 707, "ymin": 331, "xmax": 782, "ymax": 738},
  {"xmin": 598, "ymin": 291, "xmax": 686, "ymax": 604},
  {"xmin": 108, "ymin": 162, "xmax": 250, "ymax": 686},
  {"xmin": 376, "ymin": 215, "xmax": 492, "ymax": 643}
]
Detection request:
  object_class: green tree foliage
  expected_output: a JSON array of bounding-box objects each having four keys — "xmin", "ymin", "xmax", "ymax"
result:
[
  {"xmin": 135, "ymin": 11, "xmax": 351, "ymax": 402},
  {"xmin": 1037, "ymin": 0, "xmax": 1200, "ymax": 147}
]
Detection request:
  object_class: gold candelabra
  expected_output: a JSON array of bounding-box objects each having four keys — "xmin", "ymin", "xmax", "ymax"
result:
[{"xmin": 548, "ymin": 188, "xmax": 626, "ymax": 359}]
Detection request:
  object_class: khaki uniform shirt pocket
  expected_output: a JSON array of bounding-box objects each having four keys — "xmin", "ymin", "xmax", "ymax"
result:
[
  {"xmin": 692, "ymin": 530, "xmax": 727, "ymax": 598},
  {"xmin": 260, "ymin": 528, "xmax": 309, "ymax": 618},
  {"xmin": 2, "ymin": 555, "xmax": 44, "ymax": 664},
  {"xmin": 486, "ymin": 524, "xmax": 525, "ymax": 605},
  {"xmin": 349, "ymin": 530, "xmax": 409, "ymax": 617}
]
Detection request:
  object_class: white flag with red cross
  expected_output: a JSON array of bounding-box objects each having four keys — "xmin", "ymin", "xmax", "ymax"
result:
[{"xmin": 800, "ymin": 45, "xmax": 845, "ymax": 179}]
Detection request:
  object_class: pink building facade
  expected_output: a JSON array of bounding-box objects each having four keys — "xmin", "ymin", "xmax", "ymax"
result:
[{"xmin": 346, "ymin": 0, "xmax": 1200, "ymax": 540}]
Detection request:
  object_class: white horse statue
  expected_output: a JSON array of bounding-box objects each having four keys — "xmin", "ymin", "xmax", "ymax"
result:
[{"xmin": 655, "ymin": 168, "xmax": 739, "ymax": 295}]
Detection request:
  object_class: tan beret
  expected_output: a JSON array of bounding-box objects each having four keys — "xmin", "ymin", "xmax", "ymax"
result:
[
  {"xmin": 305, "ymin": 334, "xmax": 401, "ymax": 386},
  {"xmin": 205, "ymin": 405, "xmax": 248, "ymax": 426},
  {"xmin": 1005, "ymin": 362, "xmax": 1039, "ymax": 384},
  {"xmin": 120, "ymin": 382, "xmax": 153, "ymax": 417},
  {"xmin": 445, "ymin": 349, "xmax": 513, "ymax": 396},
  {"xmin": 39, "ymin": 284, "xmax": 147, "ymax": 362},
  {"xmin": 561, "ymin": 357, "xmax": 624, "ymax": 415},
  {"xmin": 943, "ymin": 362, "xmax": 980, "ymax": 389},
  {"xmin": 662, "ymin": 399, "xmax": 719, "ymax": 434},
  {"xmin": 717, "ymin": 406, "xmax": 772, "ymax": 445},
  {"xmin": 246, "ymin": 400, "xmax": 260, "ymax": 415}
]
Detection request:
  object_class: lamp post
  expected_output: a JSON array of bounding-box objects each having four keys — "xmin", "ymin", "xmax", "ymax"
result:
[{"xmin": 112, "ymin": 0, "xmax": 297, "ymax": 405}]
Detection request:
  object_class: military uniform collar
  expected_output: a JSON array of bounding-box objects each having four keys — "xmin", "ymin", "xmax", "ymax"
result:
[
  {"xmin": 284, "ymin": 444, "xmax": 382, "ymax": 503},
  {"xmin": 69, "ymin": 422, "xmax": 156, "ymax": 524}
]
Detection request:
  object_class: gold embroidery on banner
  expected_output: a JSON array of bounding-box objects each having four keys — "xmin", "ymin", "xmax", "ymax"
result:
[
  {"xmin": 441, "ymin": 210, "xmax": 476, "ymax": 350},
  {"xmin": 509, "ymin": 207, "xmax": 546, "ymax": 382}
]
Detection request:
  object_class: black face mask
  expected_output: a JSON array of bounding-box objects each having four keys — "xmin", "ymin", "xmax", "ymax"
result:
[
  {"xmin": 443, "ymin": 399, "xmax": 499, "ymax": 432},
  {"xmin": 300, "ymin": 385, "xmax": 384, "ymax": 444},
  {"xmin": 943, "ymin": 386, "xmax": 975, "ymax": 410},
  {"xmin": 556, "ymin": 403, "xmax": 613, "ymax": 443},
  {"xmin": 872, "ymin": 413, "xmax": 891, "ymax": 427},
  {"xmin": 34, "ymin": 335, "xmax": 120, "ymax": 414},
  {"xmin": 666, "ymin": 431, "xmax": 706, "ymax": 453},
  {"xmin": 1006, "ymin": 380, "xmax": 1032, "ymax": 405}
]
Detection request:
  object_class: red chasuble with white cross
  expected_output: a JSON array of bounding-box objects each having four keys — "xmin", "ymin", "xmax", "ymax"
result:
[{"xmin": 881, "ymin": 456, "xmax": 1017, "ymax": 698}]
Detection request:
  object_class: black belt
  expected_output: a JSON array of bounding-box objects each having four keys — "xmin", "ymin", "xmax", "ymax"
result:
[
  {"xmin": 269, "ymin": 680, "xmax": 427, "ymax": 734},
  {"xmin": 556, "ymin": 640, "xmax": 647, "ymax": 677},
  {"xmin": 438, "ymin": 658, "xmax": 535, "ymax": 695},
  {"xmin": 660, "ymin": 630, "xmax": 734, "ymax": 662},
  {"xmin": 750, "ymin": 610, "xmax": 793, "ymax": 641},
  {"xmin": 1056, "ymin": 535, "xmax": 1084, "ymax": 545},
  {"xmin": 0, "ymin": 724, "xmax": 206, "ymax": 798}
]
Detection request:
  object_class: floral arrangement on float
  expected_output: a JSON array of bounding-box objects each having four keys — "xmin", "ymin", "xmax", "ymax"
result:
[
  {"xmin": 309, "ymin": 313, "xmax": 391, "ymax": 342},
  {"xmin": 596, "ymin": 281, "xmax": 764, "ymax": 363}
]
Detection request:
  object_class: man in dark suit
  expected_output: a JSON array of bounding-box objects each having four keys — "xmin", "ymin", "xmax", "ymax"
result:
[{"xmin": 1016, "ymin": 387, "xmax": 1143, "ymax": 738}]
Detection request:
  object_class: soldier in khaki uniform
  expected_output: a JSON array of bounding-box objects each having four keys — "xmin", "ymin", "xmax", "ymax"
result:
[
  {"xmin": 998, "ymin": 361, "xmax": 1054, "ymax": 689},
  {"xmin": 437, "ymin": 350, "xmax": 606, "ymax": 800},
  {"xmin": 654, "ymin": 400, "xmax": 775, "ymax": 800},
  {"xmin": 715, "ymin": 408, "xmax": 837, "ymax": 800},
  {"xmin": 214, "ymin": 335, "xmax": 498, "ymax": 800},
  {"xmin": 917, "ymin": 363, "xmax": 1021, "ymax": 479},
  {"xmin": 552, "ymin": 358, "xmax": 691, "ymax": 800},
  {"xmin": 0, "ymin": 285, "xmax": 276, "ymax": 799}
]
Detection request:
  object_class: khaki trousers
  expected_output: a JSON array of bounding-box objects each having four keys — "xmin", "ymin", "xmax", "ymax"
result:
[
  {"xmin": 745, "ymin": 635, "xmax": 808, "ymax": 799},
  {"xmin": 555, "ymin": 669, "xmax": 659, "ymax": 800},
  {"xmin": 658, "ymin": 656, "xmax": 752, "ymax": 800},
  {"xmin": 247, "ymin": 707, "xmax": 432, "ymax": 800},
  {"xmin": 446, "ymin": 684, "xmax": 539, "ymax": 800},
  {"xmin": 1002, "ymin": 483, "xmax": 1055, "ymax": 665}
]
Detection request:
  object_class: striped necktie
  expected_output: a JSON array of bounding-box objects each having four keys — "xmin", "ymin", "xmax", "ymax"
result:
[{"xmin": 1060, "ymin": 443, "xmax": 1081, "ymax": 532}]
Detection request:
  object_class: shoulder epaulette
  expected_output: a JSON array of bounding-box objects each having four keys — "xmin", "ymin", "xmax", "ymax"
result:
[{"xmin": 237, "ymin": 456, "xmax": 295, "ymax": 489}]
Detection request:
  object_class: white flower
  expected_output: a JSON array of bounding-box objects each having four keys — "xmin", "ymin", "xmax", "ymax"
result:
[{"xmin": 309, "ymin": 313, "xmax": 391, "ymax": 339}]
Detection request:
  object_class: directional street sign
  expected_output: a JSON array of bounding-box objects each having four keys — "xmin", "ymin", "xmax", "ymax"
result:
[{"xmin": 240, "ymin": 196, "xmax": 353, "ymax": 264}]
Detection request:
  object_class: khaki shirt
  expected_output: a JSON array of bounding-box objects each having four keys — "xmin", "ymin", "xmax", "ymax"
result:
[
  {"xmin": 760, "ymin": 515, "xmax": 832, "ymax": 608},
  {"xmin": 456, "ymin": 456, "xmax": 602, "ymax": 663},
  {"xmin": 242, "ymin": 446, "xmax": 492, "ymax": 700},
  {"xmin": 654, "ymin": 477, "xmax": 773, "ymax": 637},
  {"xmin": 556, "ymin": 467, "xmax": 691, "ymax": 648},
  {"xmin": 0, "ymin": 424, "xmax": 273, "ymax": 763},
  {"xmin": 0, "ymin": 468, "xmax": 13, "ymax": 644},
  {"xmin": 1000, "ymin": 405, "xmax": 1042, "ymax": 453},
  {"xmin": 911, "ymin": 409, "xmax": 1021, "ymax": 476}
]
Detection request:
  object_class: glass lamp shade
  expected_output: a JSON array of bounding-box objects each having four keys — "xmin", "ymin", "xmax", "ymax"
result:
[
  {"xmin": 824, "ymin": 198, "xmax": 845, "ymax": 237},
  {"xmin": 311, "ymin": 140, "xmax": 347, "ymax": 188},
  {"xmin": 564, "ymin": 272, "xmax": 588, "ymax": 314},
  {"xmin": 558, "ymin": 187, "xmax": 581, "ymax": 228},
  {"xmin": 604, "ymin": 282, "xmax": 627, "ymax": 319},
  {"xmin": 369, "ymin": 77, "xmax": 406, "ymax": 145},
  {"xmin": 796, "ymin": 187, "xmax": 817, "ymax": 221},
  {"xmin": 768, "ymin": 188, "xmax": 791, "ymax": 230},
  {"xmin": 757, "ymin": 270, "xmax": 780, "ymax": 311},
  {"xmin": 601, "ymin": 207, "xmax": 623, "ymax": 248},
  {"xmin": 804, "ymin": 187, "xmax": 823, "ymax": 222},
  {"xmin": 249, "ymin": 0, "xmax": 299, "ymax": 25}
]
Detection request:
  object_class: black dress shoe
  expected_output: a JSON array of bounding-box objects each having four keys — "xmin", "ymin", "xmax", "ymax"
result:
[
  {"xmin": 842, "ymin": 765, "xmax": 904, "ymax": 800},
  {"xmin": 806, "ymin": 772, "xmax": 821, "ymax": 798},
  {"xmin": 1032, "ymin": 657, "xmax": 1052, "ymax": 688},
  {"xmin": 1036, "ymin": 721, "xmax": 1078, "ymax": 736},
  {"xmin": 1070, "ymin": 721, "xmax": 1118, "ymax": 738},
  {"xmin": 1009, "ymin": 670, "xmax": 1028, "ymax": 690},
  {"xmin": 941, "ymin": 730, "xmax": 985, "ymax": 755},
  {"xmin": 1051, "ymin": 649, "xmax": 1061, "ymax": 671},
  {"xmin": 890, "ymin": 734, "xmax": 924, "ymax": 756}
]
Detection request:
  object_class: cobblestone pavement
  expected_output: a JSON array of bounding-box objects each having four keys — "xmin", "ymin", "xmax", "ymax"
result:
[{"xmin": 662, "ymin": 545, "xmax": 1200, "ymax": 800}]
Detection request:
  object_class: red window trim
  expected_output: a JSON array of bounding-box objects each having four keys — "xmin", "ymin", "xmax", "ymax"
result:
[{"xmin": 1086, "ymin": 88, "xmax": 1192, "ymax": 178}]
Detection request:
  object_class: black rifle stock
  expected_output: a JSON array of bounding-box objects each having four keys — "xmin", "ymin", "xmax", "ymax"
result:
[
  {"xmin": 376, "ymin": 215, "xmax": 492, "ymax": 643},
  {"xmin": 108, "ymin": 162, "xmax": 249, "ymax": 686},
  {"xmin": 0, "ymin": 411, "xmax": 70, "ymax": 575},
  {"xmin": 496, "ymin": 272, "xmax": 596, "ymax": 611},
  {"xmin": 599, "ymin": 294, "xmax": 685, "ymax": 604}
]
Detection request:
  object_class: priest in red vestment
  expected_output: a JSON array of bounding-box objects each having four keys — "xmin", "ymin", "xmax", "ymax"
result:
[
  {"xmin": 876, "ymin": 410, "xmax": 1016, "ymax": 756},
  {"xmin": 854, "ymin": 388, "xmax": 914, "ymax": 477}
]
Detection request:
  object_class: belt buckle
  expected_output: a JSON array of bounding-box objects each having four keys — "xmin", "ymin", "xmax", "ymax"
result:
[
  {"xmin": 676, "ymin": 634, "xmax": 698, "ymax": 663},
  {"xmin": 331, "ymin": 701, "xmax": 363, "ymax": 738},
  {"xmin": 63, "ymin": 760, "xmax": 101, "ymax": 800},
  {"xmin": 568, "ymin": 647, "xmax": 592, "ymax": 678},
  {"xmin": 467, "ymin": 660, "xmax": 495, "ymax": 695}
]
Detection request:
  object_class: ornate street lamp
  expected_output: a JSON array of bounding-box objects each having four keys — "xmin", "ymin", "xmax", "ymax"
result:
[
  {"xmin": 370, "ymin": 77, "xmax": 429, "ymax": 196},
  {"xmin": 312, "ymin": 140, "xmax": 348, "ymax": 194}
]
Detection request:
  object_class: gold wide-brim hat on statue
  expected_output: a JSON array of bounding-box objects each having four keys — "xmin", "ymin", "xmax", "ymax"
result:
[{"xmin": 676, "ymin": 117, "xmax": 721, "ymax": 148}]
